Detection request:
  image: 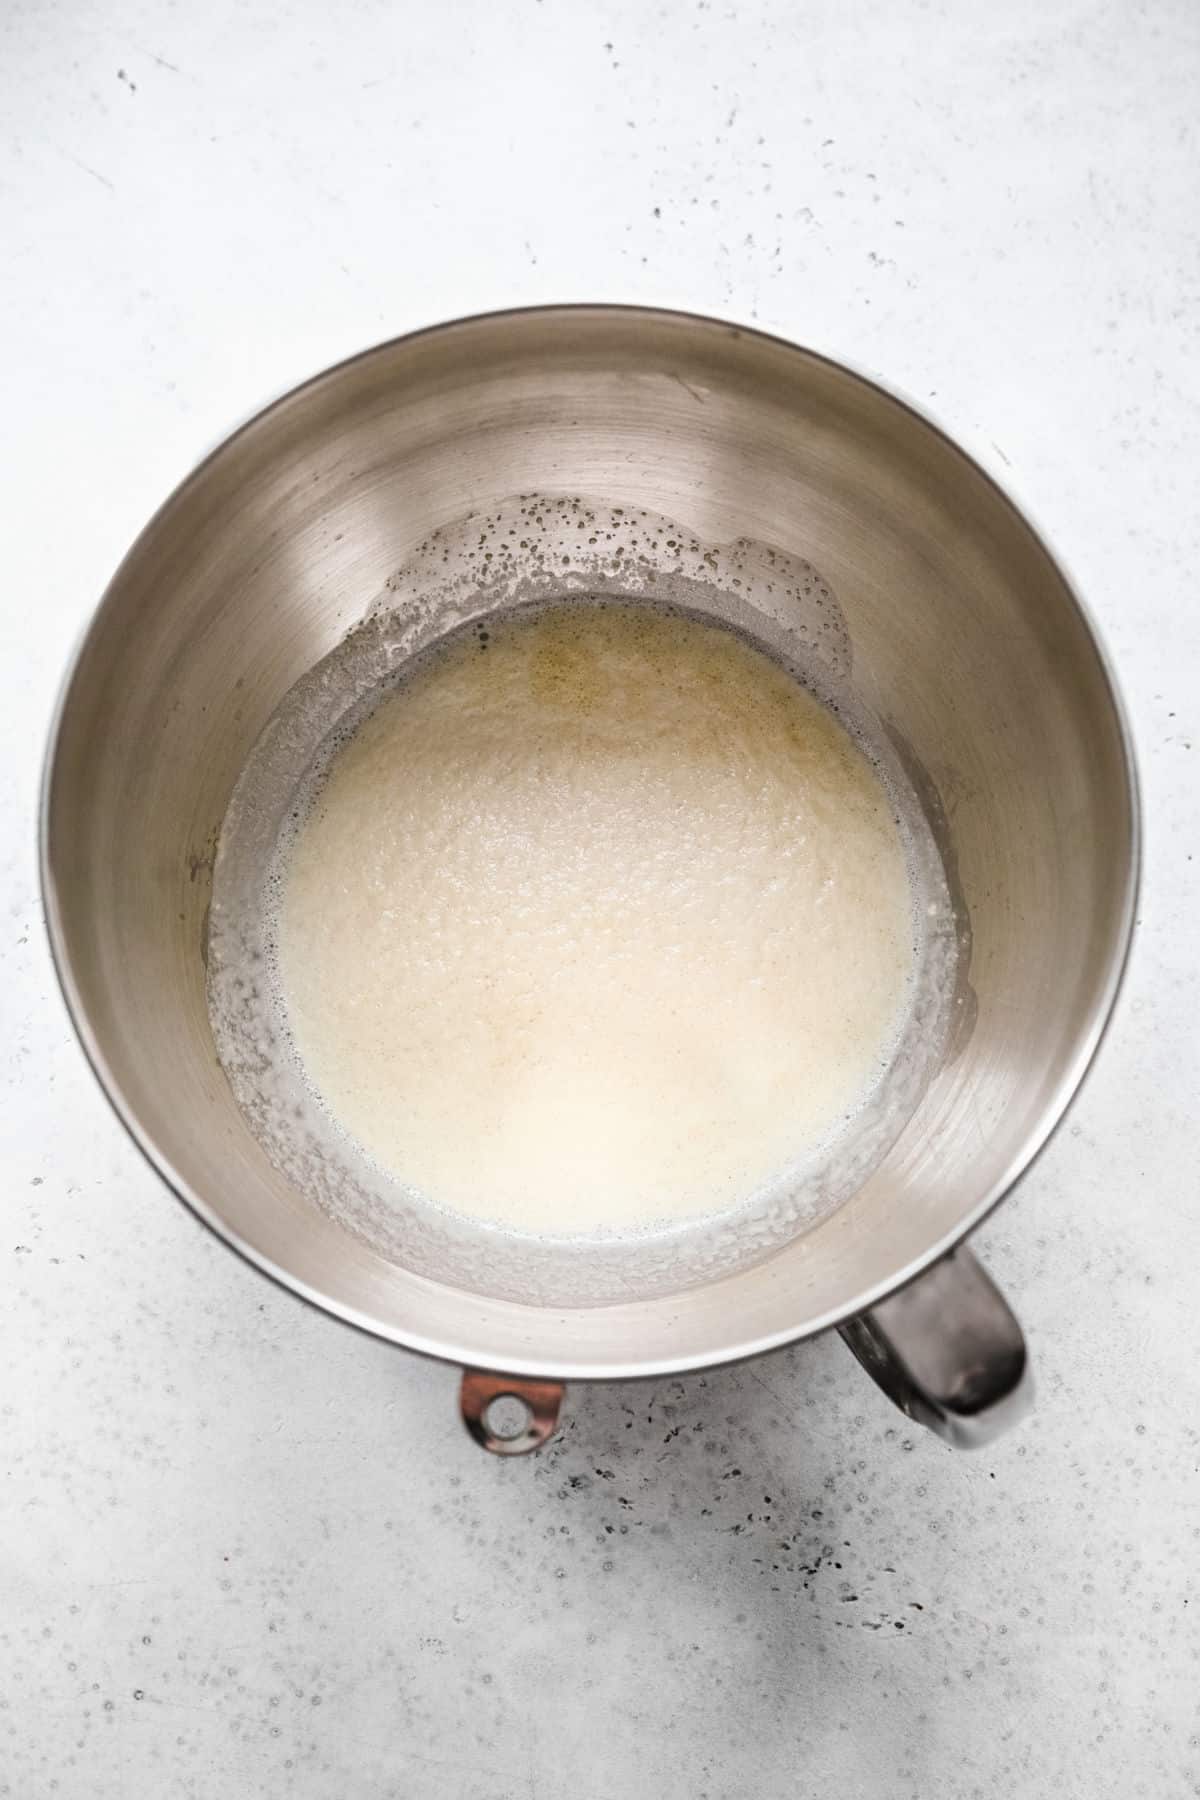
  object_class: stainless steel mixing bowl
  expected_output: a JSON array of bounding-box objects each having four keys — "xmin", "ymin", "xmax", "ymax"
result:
[{"xmin": 41, "ymin": 307, "xmax": 1138, "ymax": 1452}]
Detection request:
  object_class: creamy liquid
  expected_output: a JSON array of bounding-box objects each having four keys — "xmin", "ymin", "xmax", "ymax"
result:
[{"xmin": 278, "ymin": 604, "xmax": 916, "ymax": 1236}]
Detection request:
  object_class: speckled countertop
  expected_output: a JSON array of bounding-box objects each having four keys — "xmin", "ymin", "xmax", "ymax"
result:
[{"xmin": 3, "ymin": 2, "xmax": 1198, "ymax": 1795}]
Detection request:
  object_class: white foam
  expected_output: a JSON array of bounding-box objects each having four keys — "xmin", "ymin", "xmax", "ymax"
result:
[
  {"xmin": 207, "ymin": 497, "xmax": 959, "ymax": 1305},
  {"xmin": 280, "ymin": 603, "xmax": 917, "ymax": 1237}
]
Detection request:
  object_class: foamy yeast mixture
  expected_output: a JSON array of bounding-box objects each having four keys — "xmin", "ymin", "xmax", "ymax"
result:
[{"xmin": 277, "ymin": 603, "xmax": 917, "ymax": 1236}]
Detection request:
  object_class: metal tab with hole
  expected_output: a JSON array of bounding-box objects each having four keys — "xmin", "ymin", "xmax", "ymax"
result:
[{"xmin": 459, "ymin": 1371, "xmax": 565, "ymax": 1455}]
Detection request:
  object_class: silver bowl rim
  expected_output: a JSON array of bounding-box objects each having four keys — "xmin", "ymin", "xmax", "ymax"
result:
[{"xmin": 39, "ymin": 302, "xmax": 1142, "ymax": 1381}]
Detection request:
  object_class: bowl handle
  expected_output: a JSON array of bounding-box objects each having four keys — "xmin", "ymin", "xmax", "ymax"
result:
[{"xmin": 839, "ymin": 1247, "xmax": 1031, "ymax": 1448}]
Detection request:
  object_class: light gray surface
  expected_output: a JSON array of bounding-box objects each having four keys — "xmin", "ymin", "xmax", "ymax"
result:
[{"xmin": 2, "ymin": 2, "xmax": 1197, "ymax": 1795}]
